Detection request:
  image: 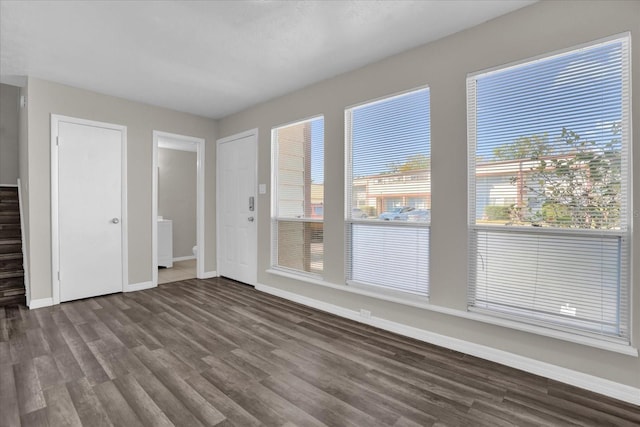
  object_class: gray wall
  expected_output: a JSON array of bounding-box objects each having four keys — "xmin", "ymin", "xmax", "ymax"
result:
[
  {"xmin": 158, "ymin": 147, "xmax": 197, "ymax": 259},
  {"xmin": 218, "ymin": 1, "xmax": 640, "ymax": 389},
  {"xmin": 0, "ymin": 83, "xmax": 19, "ymax": 185},
  {"xmin": 24, "ymin": 77, "xmax": 217, "ymax": 298}
]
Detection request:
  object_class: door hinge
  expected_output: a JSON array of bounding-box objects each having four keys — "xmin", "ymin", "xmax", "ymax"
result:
[
  {"xmin": 56, "ymin": 136, "xmax": 59, "ymax": 146},
  {"xmin": 57, "ymin": 271, "xmax": 60, "ymax": 280}
]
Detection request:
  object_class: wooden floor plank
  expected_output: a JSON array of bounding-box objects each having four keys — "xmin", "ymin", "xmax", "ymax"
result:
[
  {"xmin": 127, "ymin": 369, "xmax": 206, "ymax": 427},
  {"xmin": 261, "ymin": 371, "xmax": 387, "ymax": 427},
  {"xmin": 184, "ymin": 373, "xmax": 263, "ymax": 427},
  {"xmin": 0, "ymin": 361, "xmax": 20, "ymax": 427},
  {"xmin": 93, "ymin": 380, "xmax": 145, "ymax": 427},
  {"xmin": 20, "ymin": 408, "xmax": 50, "ymax": 427},
  {"xmin": 112, "ymin": 374, "xmax": 173, "ymax": 427},
  {"xmin": 153, "ymin": 368, "xmax": 227, "ymax": 426},
  {"xmin": 0, "ymin": 277, "xmax": 636, "ymax": 426},
  {"xmin": 43, "ymin": 384, "xmax": 83, "ymax": 427},
  {"xmin": 66, "ymin": 377, "xmax": 113, "ymax": 427},
  {"xmin": 13, "ymin": 359, "xmax": 46, "ymax": 415}
]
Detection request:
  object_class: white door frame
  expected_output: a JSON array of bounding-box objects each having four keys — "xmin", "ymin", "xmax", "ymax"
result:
[
  {"xmin": 51, "ymin": 114, "xmax": 128, "ymax": 305},
  {"xmin": 152, "ymin": 131, "xmax": 205, "ymax": 286},
  {"xmin": 216, "ymin": 128, "xmax": 259, "ymax": 285}
]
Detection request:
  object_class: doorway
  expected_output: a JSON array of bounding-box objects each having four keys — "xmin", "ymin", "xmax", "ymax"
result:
[
  {"xmin": 51, "ymin": 115, "xmax": 127, "ymax": 303},
  {"xmin": 152, "ymin": 131, "xmax": 205, "ymax": 286},
  {"xmin": 216, "ymin": 129, "xmax": 258, "ymax": 285}
]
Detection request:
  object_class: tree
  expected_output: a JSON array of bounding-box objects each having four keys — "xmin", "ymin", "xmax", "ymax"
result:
[
  {"xmin": 493, "ymin": 134, "xmax": 552, "ymax": 161},
  {"xmin": 505, "ymin": 125, "xmax": 621, "ymax": 229},
  {"xmin": 387, "ymin": 154, "xmax": 430, "ymax": 173}
]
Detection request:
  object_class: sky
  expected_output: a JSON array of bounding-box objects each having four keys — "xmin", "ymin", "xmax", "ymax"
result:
[
  {"xmin": 309, "ymin": 88, "xmax": 431, "ymax": 184},
  {"xmin": 310, "ymin": 118, "xmax": 324, "ymax": 184},
  {"xmin": 350, "ymin": 88, "xmax": 430, "ymax": 178},
  {"xmin": 475, "ymin": 38, "xmax": 624, "ymax": 160}
]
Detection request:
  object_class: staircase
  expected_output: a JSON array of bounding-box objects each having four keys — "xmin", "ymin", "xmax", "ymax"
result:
[{"xmin": 0, "ymin": 186, "xmax": 25, "ymax": 306}]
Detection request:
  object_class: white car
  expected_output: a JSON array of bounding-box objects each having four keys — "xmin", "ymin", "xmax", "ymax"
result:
[{"xmin": 378, "ymin": 206, "xmax": 414, "ymax": 220}]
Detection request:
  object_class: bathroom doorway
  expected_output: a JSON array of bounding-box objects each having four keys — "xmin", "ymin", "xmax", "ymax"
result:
[{"xmin": 152, "ymin": 131, "xmax": 205, "ymax": 285}]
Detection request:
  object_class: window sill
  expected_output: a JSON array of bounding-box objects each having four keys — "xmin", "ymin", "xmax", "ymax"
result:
[
  {"xmin": 265, "ymin": 268, "xmax": 638, "ymax": 357},
  {"xmin": 266, "ymin": 268, "xmax": 431, "ymax": 309}
]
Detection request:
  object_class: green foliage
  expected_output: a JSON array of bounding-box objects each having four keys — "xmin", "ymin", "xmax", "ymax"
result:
[
  {"xmin": 362, "ymin": 206, "xmax": 377, "ymax": 217},
  {"xmin": 493, "ymin": 134, "xmax": 552, "ymax": 161},
  {"xmin": 499, "ymin": 125, "xmax": 622, "ymax": 229},
  {"xmin": 388, "ymin": 154, "xmax": 430, "ymax": 173},
  {"xmin": 485, "ymin": 205, "xmax": 512, "ymax": 221},
  {"xmin": 541, "ymin": 202, "xmax": 572, "ymax": 226}
]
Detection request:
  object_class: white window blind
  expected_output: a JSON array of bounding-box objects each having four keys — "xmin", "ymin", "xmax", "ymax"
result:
[
  {"xmin": 346, "ymin": 88, "xmax": 431, "ymax": 296},
  {"xmin": 467, "ymin": 35, "xmax": 630, "ymax": 341},
  {"xmin": 272, "ymin": 116, "xmax": 324, "ymax": 276}
]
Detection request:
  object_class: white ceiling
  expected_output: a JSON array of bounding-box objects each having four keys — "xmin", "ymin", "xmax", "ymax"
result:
[{"xmin": 0, "ymin": 0, "xmax": 535, "ymax": 119}]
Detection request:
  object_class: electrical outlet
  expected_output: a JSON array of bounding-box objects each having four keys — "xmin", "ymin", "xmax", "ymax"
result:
[{"xmin": 360, "ymin": 309, "xmax": 371, "ymax": 318}]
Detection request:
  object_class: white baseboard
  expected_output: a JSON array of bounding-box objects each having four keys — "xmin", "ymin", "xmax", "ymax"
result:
[
  {"xmin": 173, "ymin": 255, "xmax": 196, "ymax": 262},
  {"xmin": 124, "ymin": 281, "xmax": 155, "ymax": 292},
  {"xmin": 29, "ymin": 297, "xmax": 54, "ymax": 309},
  {"xmin": 256, "ymin": 283, "xmax": 640, "ymax": 406},
  {"xmin": 200, "ymin": 271, "xmax": 218, "ymax": 279}
]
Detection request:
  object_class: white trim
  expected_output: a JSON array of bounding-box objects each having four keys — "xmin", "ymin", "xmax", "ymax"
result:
[
  {"xmin": 256, "ymin": 283, "xmax": 640, "ymax": 406},
  {"xmin": 28, "ymin": 297, "xmax": 53, "ymax": 309},
  {"xmin": 173, "ymin": 255, "xmax": 195, "ymax": 262},
  {"xmin": 466, "ymin": 34, "xmax": 633, "ymax": 345},
  {"xmin": 158, "ymin": 138, "xmax": 197, "ymax": 152},
  {"xmin": 124, "ymin": 281, "xmax": 155, "ymax": 293},
  {"xmin": 345, "ymin": 85, "xmax": 431, "ymax": 113},
  {"xmin": 216, "ymin": 129, "xmax": 259, "ymax": 286},
  {"xmin": 51, "ymin": 115, "xmax": 128, "ymax": 305},
  {"xmin": 467, "ymin": 32, "xmax": 630, "ymax": 79},
  {"xmin": 152, "ymin": 131, "xmax": 206, "ymax": 287},
  {"xmin": 265, "ymin": 268, "xmax": 637, "ymax": 356},
  {"xmin": 201, "ymin": 270, "xmax": 218, "ymax": 279},
  {"xmin": 16, "ymin": 178, "xmax": 30, "ymax": 307},
  {"xmin": 0, "ymin": 184, "xmax": 18, "ymax": 187}
]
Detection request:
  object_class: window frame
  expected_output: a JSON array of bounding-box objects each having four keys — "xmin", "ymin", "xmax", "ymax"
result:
[
  {"xmin": 344, "ymin": 86, "xmax": 432, "ymax": 299},
  {"xmin": 271, "ymin": 115, "xmax": 325, "ymax": 279},
  {"xmin": 466, "ymin": 33, "xmax": 632, "ymax": 343}
]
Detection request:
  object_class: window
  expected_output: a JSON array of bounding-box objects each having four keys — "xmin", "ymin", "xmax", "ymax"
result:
[
  {"xmin": 346, "ymin": 88, "xmax": 431, "ymax": 296},
  {"xmin": 272, "ymin": 116, "xmax": 324, "ymax": 275},
  {"xmin": 467, "ymin": 35, "xmax": 631, "ymax": 341}
]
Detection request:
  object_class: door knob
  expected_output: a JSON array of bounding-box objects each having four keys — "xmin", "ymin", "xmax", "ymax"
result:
[
  {"xmin": 248, "ymin": 217, "xmax": 254, "ymax": 222},
  {"xmin": 112, "ymin": 218, "xmax": 120, "ymax": 224}
]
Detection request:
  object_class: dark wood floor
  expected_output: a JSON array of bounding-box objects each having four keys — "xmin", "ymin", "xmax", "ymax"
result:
[{"xmin": 1, "ymin": 278, "xmax": 638, "ymax": 427}]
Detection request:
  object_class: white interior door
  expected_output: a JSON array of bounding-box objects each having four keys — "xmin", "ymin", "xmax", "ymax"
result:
[
  {"xmin": 56, "ymin": 119, "xmax": 124, "ymax": 302},
  {"xmin": 217, "ymin": 131, "xmax": 257, "ymax": 285}
]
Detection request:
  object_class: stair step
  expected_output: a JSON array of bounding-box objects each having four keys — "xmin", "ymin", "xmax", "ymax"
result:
[
  {"xmin": 0, "ymin": 276, "xmax": 25, "ymax": 288},
  {"xmin": 0, "ymin": 223, "xmax": 20, "ymax": 229},
  {"xmin": 0, "ymin": 271, "xmax": 23, "ymax": 280},
  {"xmin": 0, "ymin": 284, "xmax": 25, "ymax": 297},
  {"xmin": 0, "ymin": 188, "xmax": 18, "ymax": 199},
  {"xmin": 0, "ymin": 243, "xmax": 22, "ymax": 254},
  {"xmin": 0, "ymin": 257, "xmax": 23, "ymax": 271},
  {"xmin": 0, "ymin": 239, "xmax": 21, "ymax": 245},
  {"xmin": 0, "ymin": 230, "xmax": 21, "ymax": 239},
  {"xmin": 0, "ymin": 203, "xmax": 19, "ymax": 212},
  {"xmin": 0, "ymin": 223, "xmax": 21, "ymax": 235},
  {"xmin": 0, "ymin": 214, "xmax": 20, "ymax": 225},
  {"xmin": 0, "ymin": 294, "xmax": 26, "ymax": 307}
]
